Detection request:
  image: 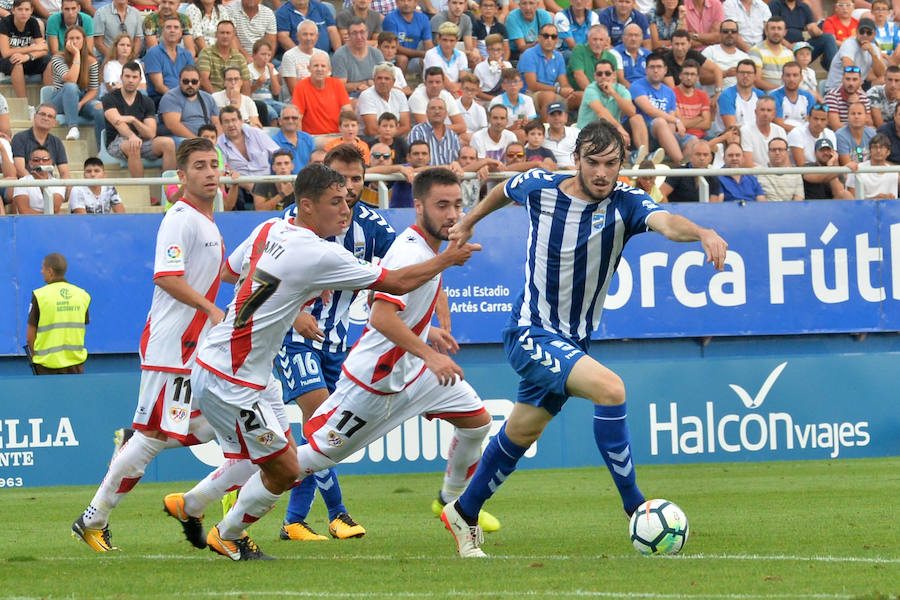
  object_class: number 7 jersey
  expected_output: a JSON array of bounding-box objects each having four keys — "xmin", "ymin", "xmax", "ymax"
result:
[{"xmin": 196, "ymin": 218, "xmax": 386, "ymax": 390}]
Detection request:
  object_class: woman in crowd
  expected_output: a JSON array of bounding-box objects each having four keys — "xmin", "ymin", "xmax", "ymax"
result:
[
  {"xmin": 185, "ymin": 0, "xmax": 227, "ymax": 53},
  {"xmin": 101, "ymin": 33, "xmax": 146, "ymax": 96},
  {"xmin": 648, "ymin": 0, "xmax": 685, "ymax": 50},
  {"xmin": 49, "ymin": 26, "xmax": 100, "ymax": 141}
]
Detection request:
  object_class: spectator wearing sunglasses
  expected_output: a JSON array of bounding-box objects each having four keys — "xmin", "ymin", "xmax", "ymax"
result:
[
  {"xmin": 500, "ymin": 141, "xmax": 537, "ymax": 171},
  {"xmin": 577, "ymin": 58, "xmax": 648, "ymax": 155},
  {"xmin": 519, "ymin": 23, "xmax": 580, "ymax": 121},
  {"xmin": 824, "ymin": 18, "xmax": 885, "ymax": 92},
  {"xmin": 158, "ymin": 65, "xmax": 222, "ymax": 145},
  {"xmin": 824, "ymin": 64, "xmax": 874, "ymax": 132},
  {"xmin": 786, "ymin": 102, "xmax": 834, "ymax": 165}
]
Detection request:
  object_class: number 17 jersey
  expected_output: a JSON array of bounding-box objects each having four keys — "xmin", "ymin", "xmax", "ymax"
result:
[{"xmin": 196, "ymin": 218, "xmax": 386, "ymax": 390}]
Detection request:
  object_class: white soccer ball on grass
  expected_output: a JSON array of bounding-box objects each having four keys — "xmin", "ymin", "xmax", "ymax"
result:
[{"xmin": 628, "ymin": 498, "xmax": 689, "ymax": 555}]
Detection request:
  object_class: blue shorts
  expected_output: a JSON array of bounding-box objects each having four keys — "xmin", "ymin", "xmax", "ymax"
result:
[
  {"xmin": 501, "ymin": 325, "xmax": 589, "ymax": 416},
  {"xmin": 273, "ymin": 341, "xmax": 347, "ymax": 403}
]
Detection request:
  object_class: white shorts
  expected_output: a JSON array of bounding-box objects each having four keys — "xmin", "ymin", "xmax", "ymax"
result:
[
  {"xmin": 303, "ymin": 369, "xmax": 486, "ymax": 467},
  {"xmin": 192, "ymin": 366, "xmax": 291, "ymax": 464},
  {"xmin": 132, "ymin": 369, "xmax": 202, "ymax": 442}
]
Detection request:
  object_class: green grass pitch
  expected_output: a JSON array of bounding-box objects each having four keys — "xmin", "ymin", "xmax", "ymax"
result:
[{"xmin": 2, "ymin": 458, "xmax": 898, "ymax": 600}]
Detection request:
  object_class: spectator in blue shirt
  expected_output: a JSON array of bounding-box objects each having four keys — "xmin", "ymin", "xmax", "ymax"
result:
[
  {"xmin": 275, "ymin": 0, "xmax": 340, "ymax": 55},
  {"xmin": 718, "ymin": 141, "xmax": 767, "ymax": 201},
  {"xmin": 631, "ymin": 52, "xmax": 695, "ymax": 164},
  {"xmin": 519, "ymin": 23, "xmax": 579, "ymax": 120},
  {"xmin": 597, "ymin": 0, "xmax": 651, "ymax": 48},
  {"xmin": 144, "ymin": 16, "xmax": 195, "ymax": 104},
  {"xmin": 271, "ymin": 104, "xmax": 315, "ymax": 174},
  {"xmin": 553, "ymin": 0, "xmax": 598, "ymax": 59},
  {"xmin": 383, "ymin": 0, "xmax": 433, "ymax": 74},
  {"xmin": 505, "ymin": 0, "xmax": 553, "ymax": 60},
  {"xmin": 613, "ymin": 22, "xmax": 650, "ymax": 87}
]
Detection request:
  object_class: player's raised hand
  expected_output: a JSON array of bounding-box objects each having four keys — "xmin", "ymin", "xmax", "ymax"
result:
[
  {"xmin": 293, "ymin": 312, "xmax": 325, "ymax": 342},
  {"xmin": 441, "ymin": 240, "xmax": 481, "ymax": 265},
  {"xmin": 448, "ymin": 219, "xmax": 474, "ymax": 247},
  {"xmin": 426, "ymin": 352, "xmax": 464, "ymax": 386},
  {"xmin": 700, "ymin": 229, "xmax": 728, "ymax": 271},
  {"xmin": 428, "ymin": 326, "xmax": 459, "ymax": 355}
]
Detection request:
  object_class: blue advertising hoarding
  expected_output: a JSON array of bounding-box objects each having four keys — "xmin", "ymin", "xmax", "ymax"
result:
[
  {"xmin": 1, "ymin": 346, "xmax": 897, "ymax": 488},
  {"xmin": 2, "ymin": 200, "xmax": 899, "ymax": 356}
]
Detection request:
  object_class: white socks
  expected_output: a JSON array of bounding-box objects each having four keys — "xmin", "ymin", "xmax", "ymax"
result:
[
  {"xmin": 183, "ymin": 459, "xmax": 258, "ymax": 517},
  {"xmin": 441, "ymin": 423, "xmax": 491, "ymax": 502},
  {"xmin": 82, "ymin": 432, "xmax": 167, "ymax": 528},
  {"xmin": 216, "ymin": 470, "xmax": 281, "ymax": 540}
]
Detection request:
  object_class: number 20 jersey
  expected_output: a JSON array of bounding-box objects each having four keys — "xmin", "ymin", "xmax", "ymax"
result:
[{"xmin": 196, "ymin": 218, "xmax": 386, "ymax": 390}]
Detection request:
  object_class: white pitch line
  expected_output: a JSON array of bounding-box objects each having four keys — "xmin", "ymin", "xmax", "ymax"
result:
[{"xmin": 23, "ymin": 552, "xmax": 900, "ymax": 564}]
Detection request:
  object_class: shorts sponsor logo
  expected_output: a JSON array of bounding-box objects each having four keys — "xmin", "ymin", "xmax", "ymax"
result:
[
  {"xmin": 257, "ymin": 432, "xmax": 275, "ymax": 447},
  {"xmin": 327, "ymin": 430, "xmax": 344, "ymax": 448},
  {"xmin": 169, "ymin": 407, "xmax": 188, "ymax": 423},
  {"xmin": 165, "ymin": 244, "xmax": 182, "ymax": 263}
]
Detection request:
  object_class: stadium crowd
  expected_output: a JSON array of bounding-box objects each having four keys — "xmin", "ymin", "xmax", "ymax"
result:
[{"xmin": 1, "ymin": 0, "xmax": 900, "ymax": 214}]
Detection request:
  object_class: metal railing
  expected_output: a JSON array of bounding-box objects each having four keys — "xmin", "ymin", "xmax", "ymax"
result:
[{"xmin": 0, "ymin": 164, "xmax": 892, "ymax": 215}]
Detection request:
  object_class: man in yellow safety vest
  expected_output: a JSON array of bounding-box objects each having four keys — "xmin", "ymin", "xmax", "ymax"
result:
[{"xmin": 26, "ymin": 253, "xmax": 91, "ymax": 375}]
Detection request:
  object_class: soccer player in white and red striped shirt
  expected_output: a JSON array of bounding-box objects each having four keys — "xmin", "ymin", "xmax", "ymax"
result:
[
  {"xmin": 73, "ymin": 138, "xmax": 226, "ymax": 553},
  {"xmin": 193, "ymin": 164, "xmax": 480, "ymax": 560}
]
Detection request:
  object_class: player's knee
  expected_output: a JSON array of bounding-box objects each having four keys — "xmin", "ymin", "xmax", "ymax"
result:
[{"xmin": 588, "ymin": 371, "xmax": 626, "ymax": 406}]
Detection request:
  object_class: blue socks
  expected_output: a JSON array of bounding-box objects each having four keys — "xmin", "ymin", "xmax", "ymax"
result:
[
  {"xmin": 593, "ymin": 402, "xmax": 644, "ymax": 515},
  {"xmin": 284, "ymin": 437, "xmax": 345, "ymax": 523},
  {"xmin": 457, "ymin": 423, "xmax": 528, "ymax": 521}
]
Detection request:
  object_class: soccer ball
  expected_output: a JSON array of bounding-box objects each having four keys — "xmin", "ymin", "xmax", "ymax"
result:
[{"xmin": 629, "ymin": 499, "xmax": 689, "ymax": 555}]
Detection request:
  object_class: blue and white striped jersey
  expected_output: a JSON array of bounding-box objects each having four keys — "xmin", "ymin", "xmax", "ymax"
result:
[
  {"xmin": 281, "ymin": 202, "xmax": 396, "ymax": 352},
  {"xmin": 504, "ymin": 168, "xmax": 666, "ymax": 342}
]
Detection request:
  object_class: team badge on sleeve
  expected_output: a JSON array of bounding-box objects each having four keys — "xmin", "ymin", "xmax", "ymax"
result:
[
  {"xmin": 257, "ymin": 432, "xmax": 275, "ymax": 447},
  {"xmin": 169, "ymin": 406, "xmax": 188, "ymax": 423},
  {"xmin": 327, "ymin": 431, "xmax": 344, "ymax": 448}
]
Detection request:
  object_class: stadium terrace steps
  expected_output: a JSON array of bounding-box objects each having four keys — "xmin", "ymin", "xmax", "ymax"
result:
[{"xmin": 0, "ymin": 82, "xmax": 42, "ymax": 107}]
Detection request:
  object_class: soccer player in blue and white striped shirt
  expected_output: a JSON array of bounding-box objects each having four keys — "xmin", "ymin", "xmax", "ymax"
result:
[{"xmin": 441, "ymin": 119, "xmax": 728, "ymax": 557}]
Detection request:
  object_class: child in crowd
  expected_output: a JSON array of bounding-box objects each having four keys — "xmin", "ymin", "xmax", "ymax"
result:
[
  {"xmin": 325, "ymin": 111, "xmax": 372, "ymax": 164},
  {"xmin": 634, "ymin": 159, "xmax": 664, "ymax": 203},
  {"xmin": 458, "ymin": 73, "xmax": 488, "ymax": 133},
  {"xmin": 871, "ymin": 0, "xmax": 900, "ymax": 58},
  {"xmin": 489, "ymin": 68, "xmax": 538, "ymax": 139},
  {"xmin": 248, "ymin": 40, "xmax": 284, "ymax": 127},
  {"xmin": 362, "ymin": 112, "xmax": 408, "ymax": 164},
  {"xmin": 69, "ymin": 158, "xmax": 125, "ymax": 214},
  {"xmin": 474, "ymin": 34, "xmax": 511, "ymax": 101},
  {"xmin": 793, "ymin": 42, "xmax": 824, "ymax": 104},
  {"xmin": 377, "ymin": 31, "xmax": 412, "ymax": 95},
  {"xmin": 522, "ymin": 119, "xmax": 557, "ymax": 169}
]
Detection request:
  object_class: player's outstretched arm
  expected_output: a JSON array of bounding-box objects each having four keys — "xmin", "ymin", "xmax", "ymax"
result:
[
  {"xmin": 374, "ymin": 242, "xmax": 482, "ymax": 296},
  {"xmin": 369, "ymin": 299, "xmax": 464, "ymax": 386},
  {"xmin": 155, "ymin": 275, "xmax": 226, "ymax": 325},
  {"xmin": 448, "ymin": 175, "xmax": 514, "ymax": 247},
  {"xmin": 646, "ymin": 212, "xmax": 729, "ymax": 271}
]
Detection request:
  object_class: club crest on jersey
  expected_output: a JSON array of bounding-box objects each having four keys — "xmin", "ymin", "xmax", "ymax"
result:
[
  {"xmin": 169, "ymin": 407, "xmax": 188, "ymax": 423},
  {"xmin": 354, "ymin": 242, "xmax": 366, "ymax": 259},
  {"xmin": 165, "ymin": 244, "xmax": 182, "ymax": 263},
  {"xmin": 326, "ymin": 430, "xmax": 344, "ymax": 447},
  {"xmin": 592, "ymin": 213, "xmax": 605, "ymax": 230},
  {"xmin": 257, "ymin": 432, "xmax": 275, "ymax": 447}
]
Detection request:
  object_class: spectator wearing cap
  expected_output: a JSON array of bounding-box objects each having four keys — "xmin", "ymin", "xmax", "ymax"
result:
[
  {"xmin": 824, "ymin": 18, "xmax": 884, "ymax": 92},
  {"xmin": 770, "ymin": 61, "xmax": 816, "ymax": 133},
  {"xmin": 791, "ymin": 41, "xmax": 822, "ymax": 103},
  {"xmin": 875, "ymin": 101, "xmax": 900, "ymax": 164},
  {"xmin": 542, "ymin": 101, "xmax": 579, "ymax": 168},
  {"xmin": 824, "ymin": 65, "xmax": 873, "ymax": 132},
  {"xmin": 846, "ymin": 133, "xmax": 900, "ymax": 199},
  {"xmin": 718, "ymin": 141, "xmax": 766, "ymax": 201},
  {"xmin": 768, "ymin": 0, "xmax": 836, "ymax": 71},
  {"xmin": 802, "ymin": 137, "xmax": 853, "ymax": 200},
  {"xmin": 519, "ymin": 23, "xmax": 579, "ymax": 120},
  {"xmin": 787, "ymin": 102, "xmax": 834, "ymax": 166},
  {"xmin": 867, "ymin": 65, "xmax": 900, "ymax": 127},
  {"xmin": 837, "ymin": 101, "xmax": 877, "ymax": 167},
  {"xmin": 721, "ymin": 0, "xmax": 770, "ymax": 50}
]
